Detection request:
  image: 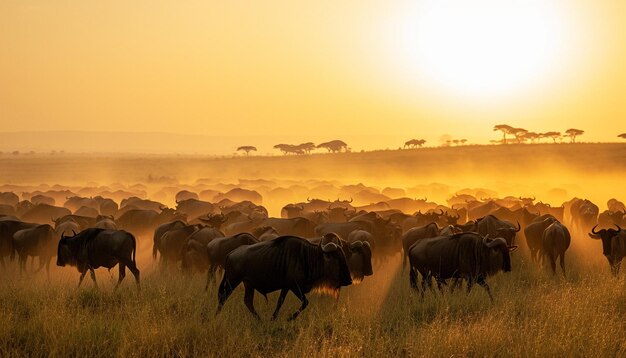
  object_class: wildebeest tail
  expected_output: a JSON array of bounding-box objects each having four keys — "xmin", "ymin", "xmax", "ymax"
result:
[{"xmin": 130, "ymin": 232, "xmax": 137, "ymax": 264}]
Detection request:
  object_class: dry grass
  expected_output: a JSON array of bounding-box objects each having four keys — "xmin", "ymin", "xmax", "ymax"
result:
[{"xmin": 1, "ymin": 249, "xmax": 626, "ymax": 357}]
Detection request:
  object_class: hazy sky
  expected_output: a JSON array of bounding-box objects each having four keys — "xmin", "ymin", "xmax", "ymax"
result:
[{"xmin": 1, "ymin": 0, "xmax": 624, "ymax": 147}]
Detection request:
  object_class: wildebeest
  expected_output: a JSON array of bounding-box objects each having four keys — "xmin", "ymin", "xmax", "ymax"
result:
[
  {"xmin": 11, "ymin": 224, "xmax": 57, "ymax": 275},
  {"xmin": 0, "ymin": 219, "xmax": 38, "ymax": 269},
  {"xmin": 541, "ymin": 221, "xmax": 571, "ymax": 276},
  {"xmin": 205, "ymin": 232, "xmax": 259, "ymax": 289},
  {"xmin": 589, "ymin": 224, "xmax": 625, "ymax": 275},
  {"xmin": 524, "ymin": 216, "xmax": 556, "ymax": 262},
  {"xmin": 408, "ymin": 232, "xmax": 517, "ymax": 301},
  {"xmin": 216, "ymin": 235, "xmax": 352, "ymax": 320},
  {"xmin": 476, "ymin": 215, "xmax": 521, "ymax": 246},
  {"xmin": 401, "ymin": 222, "xmax": 440, "ymax": 272},
  {"xmin": 56, "ymin": 228, "xmax": 140, "ymax": 289}
]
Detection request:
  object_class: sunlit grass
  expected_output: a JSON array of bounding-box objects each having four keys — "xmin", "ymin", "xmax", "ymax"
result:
[{"xmin": 1, "ymin": 251, "xmax": 626, "ymax": 356}]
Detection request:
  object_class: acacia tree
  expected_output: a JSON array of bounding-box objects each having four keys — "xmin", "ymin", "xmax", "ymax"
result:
[
  {"xmin": 460, "ymin": 139, "xmax": 467, "ymax": 145},
  {"xmin": 565, "ymin": 128, "xmax": 584, "ymax": 143},
  {"xmin": 619, "ymin": 133, "xmax": 626, "ymax": 139},
  {"xmin": 236, "ymin": 146, "xmax": 257, "ymax": 156},
  {"xmin": 493, "ymin": 124, "xmax": 515, "ymax": 144},
  {"xmin": 512, "ymin": 128, "xmax": 528, "ymax": 143},
  {"xmin": 522, "ymin": 132, "xmax": 540, "ymax": 143},
  {"xmin": 542, "ymin": 131, "xmax": 561, "ymax": 143}
]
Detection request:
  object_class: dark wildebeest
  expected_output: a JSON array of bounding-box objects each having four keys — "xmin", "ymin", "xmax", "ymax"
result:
[
  {"xmin": 476, "ymin": 215, "xmax": 521, "ymax": 246},
  {"xmin": 205, "ymin": 232, "xmax": 259, "ymax": 289},
  {"xmin": 309, "ymin": 233, "xmax": 373, "ymax": 283},
  {"xmin": 56, "ymin": 228, "xmax": 140, "ymax": 289},
  {"xmin": 570, "ymin": 199, "xmax": 599, "ymax": 233},
  {"xmin": 152, "ymin": 220, "xmax": 187, "ymax": 260},
  {"xmin": 156, "ymin": 224, "xmax": 201, "ymax": 267},
  {"xmin": 589, "ymin": 224, "xmax": 625, "ymax": 275},
  {"xmin": 541, "ymin": 221, "xmax": 571, "ymax": 276},
  {"xmin": 0, "ymin": 219, "xmax": 38, "ymax": 269},
  {"xmin": 401, "ymin": 222, "xmax": 440, "ymax": 272},
  {"xmin": 524, "ymin": 216, "xmax": 557, "ymax": 262},
  {"xmin": 216, "ymin": 235, "xmax": 352, "ymax": 320},
  {"xmin": 11, "ymin": 224, "xmax": 57, "ymax": 275},
  {"xmin": 408, "ymin": 232, "xmax": 517, "ymax": 301}
]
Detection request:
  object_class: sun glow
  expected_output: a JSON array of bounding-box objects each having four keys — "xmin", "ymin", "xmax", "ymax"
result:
[{"xmin": 390, "ymin": 0, "xmax": 572, "ymax": 100}]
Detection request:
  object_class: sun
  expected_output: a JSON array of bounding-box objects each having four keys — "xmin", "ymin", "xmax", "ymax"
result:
[{"xmin": 390, "ymin": 0, "xmax": 570, "ymax": 100}]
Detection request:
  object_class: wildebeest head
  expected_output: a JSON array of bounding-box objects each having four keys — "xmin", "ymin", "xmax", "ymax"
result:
[
  {"xmin": 56, "ymin": 233, "xmax": 77, "ymax": 267},
  {"xmin": 589, "ymin": 224, "xmax": 622, "ymax": 260},
  {"xmin": 347, "ymin": 241, "xmax": 373, "ymax": 282},
  {"xmin": 495, "ymin": 221, "xmax": 521, "ymax": 246},
  {"xmin": 482, "ymin": 237, "xmax": 517, "ymax": 275},
  {"xmin": 319, "ymin": 237, "xmax": 352, "ymax": 288}
]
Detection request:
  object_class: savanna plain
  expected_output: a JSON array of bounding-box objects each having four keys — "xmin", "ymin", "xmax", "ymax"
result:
[{"xmin": 1, "ymin": 143, "xmax": 626, "ymax": 357}]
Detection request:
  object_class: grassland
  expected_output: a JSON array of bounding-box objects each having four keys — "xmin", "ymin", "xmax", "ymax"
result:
[
  {"xmin": 1, "ymin": 248, "xmax": 626, "ymax": 357},
  {"xmin": 1, "ymin": 143, "xmax": 626, "ymax": 356}
]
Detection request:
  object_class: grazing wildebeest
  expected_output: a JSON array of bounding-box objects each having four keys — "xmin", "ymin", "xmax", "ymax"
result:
[
  {"xmin": 11, "ymin": 224, "xmax": 57, "ymax": 275},
  {"xmin": 216, "ymin": 235, "xmax": 352, "ymax": 320},
  {"xmin": 541, "ymin": 221, "xmax": 571, "ymax": 276},
  {"xmin": 56, "ymin": 228, "xmax": 140, "ymax": 289},
  {"xmin": 153, "ymin": 220, "xmax": 187, "ymax": 259},
  {"xmin": 589, "ymin": 224, "xmax": 625, "ymax": 275},
  {"xmin": 205, "ymin": 232, "xmax": 259, "ymax": 289},
  {"xmin": 408, "ymin": 232, "xmax": 517, "ymax": 301}
]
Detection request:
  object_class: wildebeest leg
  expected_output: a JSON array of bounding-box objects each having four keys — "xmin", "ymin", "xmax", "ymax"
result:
[
  {"xmin": 477, "ymin": 277, "xmax": 493, "ymax": 302},
  {"xmin": 466, "ymin": 277, "xmax": 474, "ymax": 295},
  {"xmin": 78, "ymin": 271, "xmax": 87, "ymax": 287},
  {"xmin": 89, "ymin": 268, "xmax": 98, "ymax": 288},
  {"xmin": 409, "ymin": 267, "xmax": 419, "ymax": 290},
  {"xmin": 115, "ymin": 264, "xmax": 126, "ymax": 290},
  {"xmin": 243, "ymin": 283, "xmax": 260, "ymax": 320},
  {"xmin": 549, "ymin": 254, "xmax": 557, "ymax": 275},
  {"xmin": 125, "ymin": 260, "xmax": 141, "ymax": 289},
  {"xmin": 271, "ymin": 288, "xmax": 289, "ymax": 321},
  {"xmin": 287, "ymin": 286, "xmax": 309, "ymax": 321},
  {"xmin": 216, "ymin": 276, "xmax": 241, "ymax": 316},
  {"xmin": 559, "ymin": 253, "xmax": 566, "ymax": 277},
  {"xmin": 205, "ymin": 265, "xmax": 217, "ymax": 291},
  {"xmin": 45, "ymin": 258, "xmax": 51, "ymax": 280},
  {"xmin": 34, "ymin": 256, "xmax": 46, "ymax": 274}
]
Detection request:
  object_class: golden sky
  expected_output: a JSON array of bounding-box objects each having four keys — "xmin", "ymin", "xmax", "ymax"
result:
[{"xmin": 1, "ymin": 0, "xmax": 624, "ymax": 148}]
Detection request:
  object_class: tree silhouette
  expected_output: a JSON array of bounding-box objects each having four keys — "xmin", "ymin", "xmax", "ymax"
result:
[
  {"xmin": 565, "ymin": 128, "xmax": 584, "ymax": 143},
  {"xmin": 619, "ymin": 133, "xmax": 626, "ymax": 139},
  {"xmin": 493, "ymin": 124, "xmax": 515, "ymax": 144},
  {"xmin": 236, "ymin": 146, "xmax": 257, "ymax": 156},
  {"xmin": 460, "ymin": 139, "xmax": 467, "ymax": 145},
  {"xmin": 527, "ymin": 132, "xmax": 540, "ymax": 143},
  {"xmin": 317, "ymin": 140, "xmax": 348, "ymax": 153},
  {"xmin": 542, "ymin": 131, "xmax": 561, "ymax": 143},
  {"xmin": 452, "ymin": 139, "xmax": 460, "ymax": 146},
  {"xmin": 511, "ymin": 128, "xmax": 528, "ymax": 143},
  {"xmin": 296, "ymin": 142, "xmax": 316, "ymax": 154}
]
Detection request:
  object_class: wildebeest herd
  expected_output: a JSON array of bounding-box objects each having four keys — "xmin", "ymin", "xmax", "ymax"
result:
[{"xmin": 0, "ymin": 185, "xmax": 624, "ymax": 320}]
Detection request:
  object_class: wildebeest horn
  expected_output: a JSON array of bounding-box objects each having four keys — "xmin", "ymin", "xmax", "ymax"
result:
[
  {"xmin": 531, "ymin": 196, "xmax": 536, "ymax": 201},
  {"xmin": 72, "ymin": 230, "xmax": 77, "ymax": 236},
  {"xmin": 328, "ymin": 204, "xmax": 333, "ymax": 210},
  {"xmin": 515, "ymin": 221, "xmax": 521, "ymax": 232},
  {"xmin": 484, "ymin": 237, "xmax": 505, "ymax": 248},
  {"xmin": 348, "ymin": 197, "xmax": 353, "ymax": 203},
  {"xmin": 362, "ymin": 241, "xmax": 371, "ymax": 249},
  {"xmin": 350, "ymin": 241, "xmax": 363, "ymax": 248},
  {"xmin": 307, "ymin": 197, "xmax": 311, "ymax": 202},
  {"xmin": 591, "ymin": 224, "xmax": 600, "ymax": 234},
  {"xmin": 439, "ymin": 209, "xmax": 444, "ymax": 215},
  {"xmin": 321, "ymin": 242, "xmax": 339, "ymax": 252},
  {"xmin": 616, "ymin": 224, "xmax": 622, "ymax": 233}
]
